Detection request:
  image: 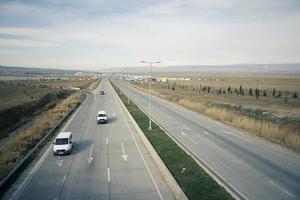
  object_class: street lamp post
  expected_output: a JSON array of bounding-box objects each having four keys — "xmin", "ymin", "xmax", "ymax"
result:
[{"xmin": 140, "ymin": 61, "xmax": 160, "ymax": 131}]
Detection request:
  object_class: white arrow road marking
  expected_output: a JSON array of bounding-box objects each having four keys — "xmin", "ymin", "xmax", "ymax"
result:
[
  {"xmin": 121, "ymin": 142, "xmax": 128, "ymax": 162},
  {"xmin": 56, "ymin": 157, "xmax": 63, "ymax": 167},
  {"xmin": 269, "ymin": 180, "xmax": 295, "ymax": 198},
  {"xmin": 113, "ymin": 112, "xmax": 116, "ymax": 117},
  {"xmin": 87, "ymin": 144, "xmax": 94, "ymax": 164}
]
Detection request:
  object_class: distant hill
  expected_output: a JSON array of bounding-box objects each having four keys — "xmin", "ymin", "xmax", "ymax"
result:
[
  {"xmin": 0, "ymin": 65, "xmax": 77, "ymax": 74},
  {"xmin": 103, "ymin": 63, "xmax": 300, "ymax": 75}
]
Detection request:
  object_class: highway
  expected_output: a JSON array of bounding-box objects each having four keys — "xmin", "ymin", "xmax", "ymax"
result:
[
  {"xmin": 9, "ymin": 80, "xmax": 175, "ymax": 200},
  {"xmin": 115, "ymin": 79, "xmax": 300, "ymax": 200}
]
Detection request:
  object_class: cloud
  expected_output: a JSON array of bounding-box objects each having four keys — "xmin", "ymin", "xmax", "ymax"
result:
[{"xmin": 0, "ymin": 0, "xmax": 299, "ymax": 69}]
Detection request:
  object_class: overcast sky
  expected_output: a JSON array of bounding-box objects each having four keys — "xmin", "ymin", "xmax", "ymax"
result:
[{"xmin": 0, "ymin": 0, "xmax": 299, "ymax": 70}]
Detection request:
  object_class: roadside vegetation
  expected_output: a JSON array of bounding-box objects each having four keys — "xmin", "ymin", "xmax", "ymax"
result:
[
  {"xmin": 128, "ymin": 76, "xmax": 300, "ymax": 152},
  {"xmin": 112, "ymin": 82, "xmax": 233, "ymax": 200},
  {"xmin": 0, "ymin": 91, "xmax": 83, "ymax": 181},
  {"xmin": 0, "ymin": 79, "xmax": 98, "ymax": 138}
]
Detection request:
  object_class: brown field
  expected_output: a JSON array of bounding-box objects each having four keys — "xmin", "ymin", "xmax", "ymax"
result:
[
  {"xmin": 128, "ymin": 74, "xmax": 300, "ymax": 151},
  {"xmin": 0, "ymin": 79, "xmax": 96, "ymax": 111}
]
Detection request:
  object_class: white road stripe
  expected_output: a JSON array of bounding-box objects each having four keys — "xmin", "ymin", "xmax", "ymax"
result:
[
  {"xmin": 107, "ymin": 168, "xmax": 110, "ymax": 182},
  {"xmin": 203, "ymin": 130, "xmax": 214, "ymax": 137},
  {"xmin": 269, "ymin": 180, "xmax": 295, "ymax": 198},
  {"xmin": 106, "ymin": 137, "xmax": 109, "ymax": 145},
  {"xmin": 62, "ymin": 175, "xmax": 67, "ymax": 183},
  {"xmin": 223, "ymin": 131, "xmax": 253, "ymax": 143},
  {"xmin": 180, "ymin": 131, "xmax": 199, "ymax": 145}
]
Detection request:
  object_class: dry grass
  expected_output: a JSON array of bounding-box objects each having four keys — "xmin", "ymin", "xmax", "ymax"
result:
[
  {"xmin": 0, "ymin": 92, "xmax": 82, "ymax": 180},
  {"xmin": 86, "ymin": 79, "xmax": 101, "ymax": 90},
  {"xmin": 129, "ymin": 82, "xmax": 300, "ymax": 152}
]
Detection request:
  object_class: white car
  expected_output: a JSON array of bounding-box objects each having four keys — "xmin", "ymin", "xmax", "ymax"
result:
[
  {"xmin": 53, "ymin": 132, "xmax": 73, "ymax": 155},
  {"xmin": 97, "ymin": 110, "xmax": 108, "ymax": 124}
]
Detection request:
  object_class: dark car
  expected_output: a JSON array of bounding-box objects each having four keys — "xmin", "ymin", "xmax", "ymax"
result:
[{"xmin": 100, "ymin": 90, "xmax": 104, "ymax": 95}]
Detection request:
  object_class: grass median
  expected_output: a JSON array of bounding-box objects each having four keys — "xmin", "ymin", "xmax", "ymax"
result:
[{"xmin": 111, "ymin": 82, "xmax": 233, "ymax": 200}]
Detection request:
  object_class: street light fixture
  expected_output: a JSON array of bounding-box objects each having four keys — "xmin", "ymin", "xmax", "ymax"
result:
[{"xmin": 140, "ymin": 61, "xmax": 161, "ymax": 131}]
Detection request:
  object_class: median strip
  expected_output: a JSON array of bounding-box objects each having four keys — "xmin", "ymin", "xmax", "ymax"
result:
[{"xmin": 111, "ymin": 81, "xmax": 233, "ymax": 200}]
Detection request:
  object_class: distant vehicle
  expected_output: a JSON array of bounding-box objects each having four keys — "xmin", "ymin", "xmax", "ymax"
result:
[
  {"xmin": 97, "ymin": 110, "xmax": 108, "ymax": 124},
  {"xmin": 53, "ymin": 132, "xmax": 73, "ymax": 155},
  {"xmin": 100, "ymin": 90, "xmax": 105, "ymax": 95}
]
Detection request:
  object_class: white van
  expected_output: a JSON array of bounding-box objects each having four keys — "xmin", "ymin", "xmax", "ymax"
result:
[
  {"xmin": 97, "ymin": 110, "xmax": 108, "ymax": 124},
  {"xmin": 53, "ymin": 132, "xmax": 73, "ymax": 155}
]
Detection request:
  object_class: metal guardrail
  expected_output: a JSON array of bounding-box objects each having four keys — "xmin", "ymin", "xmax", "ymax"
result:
[{"xmin": 0, "ymin": 93, "xmax": 87, "ymax": 190}]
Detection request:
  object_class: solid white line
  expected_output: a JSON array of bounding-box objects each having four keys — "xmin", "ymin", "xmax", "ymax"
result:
[
  {"xmin": 269, "ymin": 180, "xmax": 295, "ymax": 198},
  {"xmin": 106, "ymin": 137, "xmax": 109, "ymax": 145},
  {"xmin": 111, "ymin": 82, "xmax": 164, "ymax": 200},
  {"xmin": 107, "ymin": 168, "xmax": 110, "ymax": 182}
]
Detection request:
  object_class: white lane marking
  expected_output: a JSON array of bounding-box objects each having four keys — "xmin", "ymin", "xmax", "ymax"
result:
[
  {"xmin": 112, "ymin": 82, "xmax": 164, "ymax": 200},
  {"xmin": 113, "ymin": 112, "xmax": 116, "ymax": 117},
  {"xmin": 223, "ymin": 131, "xmax": 253, "ymax": 143},
  {"xmin": 12, "ymin": 143, "xmax": 53, "ymax": 199},
  {"xmin": 87, "ymin": 144, "xmax": 94, "ymax": 164},
  {"xmin": 121, "ymin": 142, "xmax": 128, "ymax": 162},
  {"xmin": 203, "ymin": 130, "xmax": 214, "ymax": 137},
  {"xmin": 269, "ymin": 180, "xmax": 295, "ymax": 198},
  {"xmin": 160, "ymin": 106, "xmax": 166, "ymax": 111},
  {"xmin": 62, "ymin": 175, "xmax": 67, "ymax": 182},
  {"xmin": 107, "ymin": 168, "xmax": 110, "ymax": 182},
  {"xmin": 106, "ymin": 137, "xmax": 109, "ymax": 145},
  {"xmin": 190, "ymin": 137, "xmax": 199, "ymax": 145},
  {"xmin": 181, "ymin": 131, "xmax": 199, "ymax": 145}
]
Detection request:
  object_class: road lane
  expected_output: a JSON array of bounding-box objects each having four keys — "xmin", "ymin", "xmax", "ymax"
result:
[
  {"xmin": 11, "ymin": 80, "xmax": 175, "ymax": 200},
  {"xmin": 115, "ymin": 80, "xmax": 300, "ymax": 200}
]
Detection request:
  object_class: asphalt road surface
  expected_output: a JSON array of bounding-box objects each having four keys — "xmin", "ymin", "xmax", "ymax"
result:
[
  {"xmin": 10, "ymin": 80, "xmax": 175, "ymax": 200},
  {"xmin": 115, "ymin": 79, "xmax": 300, "ymax": 200}
]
